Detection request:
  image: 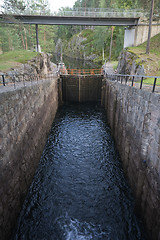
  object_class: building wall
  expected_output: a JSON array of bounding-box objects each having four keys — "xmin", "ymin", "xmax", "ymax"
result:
[
  {"xmin": 101, "ymin": 79, "xmax": 160, "ymax": 240},
  {"xmin": 0, "ymin": 79, "xmax": 59, "ymax": 240}
]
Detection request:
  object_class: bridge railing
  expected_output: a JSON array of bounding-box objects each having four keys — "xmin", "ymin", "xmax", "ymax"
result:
[
  {"xmin": 0, "ymin": 72, "xmax": 58, "ymax": 90},
  {"xmin": 1, "ymin": 8, "xmax": 146, "ymax": 18},
  {"xmin": 105, "ymin": 73, "xmax": 160, "ymax": 93}
]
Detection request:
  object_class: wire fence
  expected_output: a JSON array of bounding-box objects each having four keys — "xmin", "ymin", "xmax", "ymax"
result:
[{"xmin": 105, "ymin": 73, "xmax": 160, "ymax": 93}]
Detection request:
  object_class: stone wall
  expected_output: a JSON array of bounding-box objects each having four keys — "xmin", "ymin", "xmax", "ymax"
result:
[
  {"xmin": 101, "ymin": 79, "xmax": 160, "ymax": 240},
  {"xmin": 0, "ymin": 79, "xmax": 59, "ymax": 240}
]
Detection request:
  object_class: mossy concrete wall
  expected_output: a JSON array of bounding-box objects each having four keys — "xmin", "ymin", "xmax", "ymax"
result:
[
  {"xmin": 134, "ymin": 24, "xmax": 160, "ymax": 46},
  {"xmin": 0, "ymin": 79, "xmax": 59, "ymax": 240},
  {"xmin": 101, "ymin": 79, "xmax": 160, "ymax": 240}
]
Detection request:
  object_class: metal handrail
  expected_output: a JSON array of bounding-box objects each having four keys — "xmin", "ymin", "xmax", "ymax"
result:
[
  {"xmin": 1, "ymin": 8, "xmax": 147, "ymax": 18},
  {"xmin": 0, "ymin": 72, "xmax": 58, "ymax": 89},
  {"xmin": 105, "ymin": 73, "xmax": 160, "ymax": 93}
]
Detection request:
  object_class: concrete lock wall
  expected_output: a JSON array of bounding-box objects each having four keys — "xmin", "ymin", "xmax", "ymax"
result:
[
  {"xmin": 101, "ymin": 79, "xmax": 160, "ymax": 239},
  {"xmin": 0, "ymin": 79, "xmax": 59, "ymax": 240}
]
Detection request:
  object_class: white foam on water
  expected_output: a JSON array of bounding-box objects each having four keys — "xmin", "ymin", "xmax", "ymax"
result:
[{"xmin": 54, "ymin": 213, "xmax": 107, "ymax": 240}]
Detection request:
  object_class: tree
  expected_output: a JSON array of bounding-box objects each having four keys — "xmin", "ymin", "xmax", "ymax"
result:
[
  {"xmin": 2, "ymin": 0, "xmax": 26, "ymax": 14},
  {"xmin": 146, "ymin": 0, "xmax": 154, "ymax": 54}
]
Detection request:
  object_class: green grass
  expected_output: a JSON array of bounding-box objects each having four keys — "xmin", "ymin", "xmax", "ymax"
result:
[
  {"xmin": 111, "ymin": 61, "xmax": 118, "ymax": 70},
  {"xmin": 127, "ymin": 33, "xmax": 160, "ymax": 77},
  {"xmin": 0, "ymin": 50, "xmax": 38, "ymax": 71}
]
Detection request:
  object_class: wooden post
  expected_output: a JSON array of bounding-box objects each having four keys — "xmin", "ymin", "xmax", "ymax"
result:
[{"xmin": 36, "ymin": 24, "xmax": 39, "ymax": 52}]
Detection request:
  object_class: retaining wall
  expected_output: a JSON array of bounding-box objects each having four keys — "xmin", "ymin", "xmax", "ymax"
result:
[
  {"xmin": 0, "ymin": 79, "xmax": 58, "ymax": 240},
  {"xmin": 101, "ymin": 79, "xmax": 160, "ymax": 240},
  {"xmin": 134, "ymin": 24, "xmax": 160, "ymax": 46}
]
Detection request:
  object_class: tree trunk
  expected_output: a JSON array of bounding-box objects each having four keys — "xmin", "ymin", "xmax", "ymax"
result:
[
  {"xmin": 109, "ymin": 26, "xmax": 114, "ymax": 62},
  {"xmin": 19, "ymin": 25, "xmax": 25, "ymax": 49},
  {"xmin": 44, "ymin": 30, "xmax": 46, "ymax": 50},
  {"xmin": 24, "ymin": 27, "xmax": 28, "ymax": 50},
  {"xmin": 146, "ymin": 0, "xmax": 154, "ymax": 54}
]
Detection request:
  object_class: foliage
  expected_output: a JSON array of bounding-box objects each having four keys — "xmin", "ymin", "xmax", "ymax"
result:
[
  {"xmin": 0, "ymin": 0, "xmax": 160, "ymax": 63},
  {"xmin": 128, "ymin": 33, "xmax": 160, "ymax": 76},
  {"xmin": 0, "ymin": 0, "xmax": 56, "ymax": 53}
]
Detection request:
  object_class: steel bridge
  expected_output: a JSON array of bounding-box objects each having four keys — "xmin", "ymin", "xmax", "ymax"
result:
[{"xmin": 0, "ymin": 14, "xmax": 140, "ymax": 26}]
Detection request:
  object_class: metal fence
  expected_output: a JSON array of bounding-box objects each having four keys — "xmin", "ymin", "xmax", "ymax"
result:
[
  {"xmin": 2, "ymin": 8, "xmax": 147, "ymax": 18},
  {"xmin": 105, "ymin": 73, "xmax": 160, "ymax": 93},
  {"xmin": 0, "ymin": 72, "xmax": 58, "ymax": 90}
]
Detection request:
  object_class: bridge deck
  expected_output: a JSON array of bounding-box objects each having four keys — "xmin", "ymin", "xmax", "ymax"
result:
[{"xmin": 0, "ymin": 14, "xmax": 139, "ymax": 26}]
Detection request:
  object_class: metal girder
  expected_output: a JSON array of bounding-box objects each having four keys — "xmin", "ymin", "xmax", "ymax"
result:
[{"xmin": 0, "ymin": 14, "xmax": 139, "ymax": 26}]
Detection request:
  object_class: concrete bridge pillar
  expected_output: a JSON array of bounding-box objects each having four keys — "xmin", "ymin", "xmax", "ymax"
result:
[
  {"xmin": 124, "ymin": 27, "xmax": 135, "ymax": 48},
  {"xmin": 35, "ymin": 24, "xmax": 41, "ymax": 52},
  {"xmin": 124, "ymin": 21, "xmax": 160, "ymax": 48}
]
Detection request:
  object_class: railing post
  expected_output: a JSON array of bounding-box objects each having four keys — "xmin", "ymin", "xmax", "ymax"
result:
[
  {"xmin": 140, "ymin": 76, "xmax": 143, "ymax": 89},
  {"xmin": 132, "ymin": 76, "xmax": 134, "ymax": 86},
  {"xmin": 125, "ymin": 76, "xmax": 128, "ymax": 84},
  {"xmin": 152, "ymin": 77, "xmax": 157, "ymax": 93},
  {"xmin": 13, "ymin": 75, "xmax": 16, "ymax": 89},
  {"xmin": 2, "ymin": 74, "xmax": 5, "ymax": 86}
]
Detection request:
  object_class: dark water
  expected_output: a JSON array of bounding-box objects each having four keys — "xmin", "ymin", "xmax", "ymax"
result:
[
  {"xmin": 13, "ymin": 104, "xmax": 146, "ymax": 240},
  {"xmin": 51, "ymin": 54, "xmax": 101, "ymax": 69}
]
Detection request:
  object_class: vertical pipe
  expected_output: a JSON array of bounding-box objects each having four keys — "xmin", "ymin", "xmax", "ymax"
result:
[{"xmin": 36, "ymin": 24, "xmax": 39, "ymax": 52}]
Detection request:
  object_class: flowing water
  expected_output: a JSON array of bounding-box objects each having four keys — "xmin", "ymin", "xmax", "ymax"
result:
[{"xmin": 12, "ymin": 104, "xmax": 146, "ymax": 240}]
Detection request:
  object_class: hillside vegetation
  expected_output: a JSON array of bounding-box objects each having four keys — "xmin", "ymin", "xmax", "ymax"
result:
[{"xmin": 128, "ymin": 33, "xmax": 160, "ymax": 76}]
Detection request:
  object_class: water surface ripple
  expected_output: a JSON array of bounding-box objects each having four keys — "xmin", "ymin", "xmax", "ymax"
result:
[{"xmin": 13, "ymin": 104, "xmax": 145, "ymax": 240}]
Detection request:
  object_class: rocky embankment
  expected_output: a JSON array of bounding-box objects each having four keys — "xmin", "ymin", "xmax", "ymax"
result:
[
  {"xmin": 55, "ymin": 31, "xmax": 98, "ymax": 61},
  {"xmin": 117, "ymin": 44, "xmax": 160, "ymax": 77},
  {"xmin": 1, "ymin": 53, "xmax": 56, "ymax": 83},
  {"xmin": 117, "ymin": 50, "xmax": 145, "ymax": 76}
]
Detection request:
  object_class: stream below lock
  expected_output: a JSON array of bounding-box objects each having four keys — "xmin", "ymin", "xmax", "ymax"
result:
[{"xmin": 12, "ymin": 103, "xmax": 146, "ymax": 240}]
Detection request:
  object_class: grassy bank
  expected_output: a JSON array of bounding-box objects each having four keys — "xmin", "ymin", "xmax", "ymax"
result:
[
  {"xmin": 128, "ymin": 33, "xmax": 160, "ymax": 77},
  {"xmin": 0, "ymin": 50, "xmax": 38, "ymax": 72}
]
